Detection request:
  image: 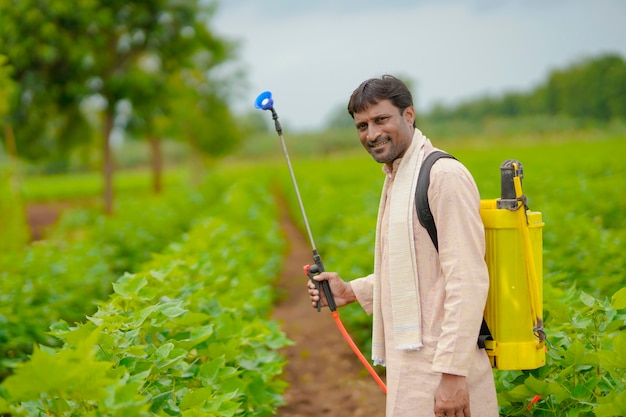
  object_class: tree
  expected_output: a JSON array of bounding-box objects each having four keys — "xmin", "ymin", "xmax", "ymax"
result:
[
  {"xmin": 0, "ymin": 0, "xmax": 240, "ymax": 212},
  {"xmin": 0, "ymin": 55, "xmax": 14, "ymax": 121},
  {"xmin": 424, "ymin": 53, "xmax": 626, "ymax": 123},
  {"xmin": 125, "ymin": 13, "xmax": 241, "ymax": 193},
  {"xmin": 0, "ymin": 1, "xmax": 93, "ymax": 165},
  {"xmin": 119, "ymin": 0, "xmax": 237, "ymax": 192},
  {"xmin": 544, "ymin": 54, "xmax": 626, "ymax": 120},
  {"xmin": 0, "ymin": 54, "xmax": 29, "ymax": 248}
]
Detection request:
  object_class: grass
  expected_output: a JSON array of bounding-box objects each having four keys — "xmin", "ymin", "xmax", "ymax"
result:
[
  {"xmin": 19, "ymin": 166, "xmax": 190, "ymax": 202},
  {"xmin": 10, "ymin": 117, "xmax": 626, "ymax": 210}
]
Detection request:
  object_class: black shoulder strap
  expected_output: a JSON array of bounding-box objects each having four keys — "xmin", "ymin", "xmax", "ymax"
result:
[
  {"xmin": 415, "ymin": 151, "xmax": 456, "ymax": 251},
  {"xmin": 414, "ymin": 150, "xmax": 493, "ymax": 349}
]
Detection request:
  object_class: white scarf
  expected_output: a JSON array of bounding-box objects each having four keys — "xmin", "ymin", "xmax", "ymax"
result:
[{"xmin": 372, "ymin": 129, "xmax": 427, "ymax": 366}]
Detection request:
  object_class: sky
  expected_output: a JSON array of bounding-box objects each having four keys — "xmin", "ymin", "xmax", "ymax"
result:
[{"xmin": 212, "ymin": 0, "xmax": 626, "ymax": 131}]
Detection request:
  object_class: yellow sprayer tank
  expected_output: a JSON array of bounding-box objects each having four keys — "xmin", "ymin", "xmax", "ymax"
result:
[{"xmin": 479, "ymin": 160, "xmax": 546, "ymax": 370}]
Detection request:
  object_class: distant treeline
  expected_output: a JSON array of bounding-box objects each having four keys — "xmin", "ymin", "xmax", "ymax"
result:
[{"xmin": 428, "ymin": 54, "xmax": 626, "ymax": 122}]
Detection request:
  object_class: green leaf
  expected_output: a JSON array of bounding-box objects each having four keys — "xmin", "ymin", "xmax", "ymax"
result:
[
  {"xmin": 599, "ymin": 331, "xmax": 626, "ymax": 369},
  {"xmin": 153, "ymin": 347, "xmax": 187, "ymax": 370},
  {"xmin": 561, "ymin": 339, "xmax": 598, "ymax": 368},
  {"xmin": 173, "ymin": 324, "xmax": 215, "ymax": 350},
  {"xmin": 199, "ymin": 356, "xmax": 226, "ymax": 382},
  {"xmin": 570, "ymin": 378, "xmax": 595, "ymax": 401},
  {"xmin": 3, "ymin": 329, "xmax": 116, "ymax": 403},
  {"xmin": 499, "ymin": 381, "xmax": 534, "ymax": 401},
  {"xmin": 523, "ymin": 374, "xmax": 550, "ymax": 394},
  {"xmin": 180, "ymin": 387, "xmax": 213, "ymax": 411},
  {"xmin": 595, "ymin": 390, "xmax": 626, "ymax": 417},
  {"xmin": 112, "ymin": 273, "xmax": 148, "ymax": 297},
  {"xmin": 216, "ymin": 398, "xmax": 241, "ymax": 417},
  {"xmin": 126, "ymin": 304, "xmax": 159, "ymax": 329},
  {"xmin": 159, "ymin": 302, "xmax": 188, "ymax": 318},
  {"xmin": 113, "ymin": 378, "xmax": 147, "ymax": 406},
  {"xmin": 611, "ymin": 287, "xmax": 626, "ymax": 310},
  {"xmin": 176, "ymin": 312, "xmax": 211, "ymax": 326},
  {"xmin": 0, "ymin": 397, "xmax": 12, "ymax": 414},
  {"xmin": 155, "ymin": 343, "xmax": 175, "ymax": 359},
  {"xmin": 579, "ymin": 291, "xmax": 596, "ymax": 307},
  {"xmin": 51, "ymin": 320, "xmax": 97, "ymax": 347}
]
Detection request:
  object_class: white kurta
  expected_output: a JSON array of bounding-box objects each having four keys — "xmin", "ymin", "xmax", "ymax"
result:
[{"xmin": 350, "ymin": 139, "xmax": 499, "ymax": 417}]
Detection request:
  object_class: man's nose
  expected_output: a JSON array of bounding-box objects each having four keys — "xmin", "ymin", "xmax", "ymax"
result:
[{"xmin": 367, "ymin": 124, "xmax": 381, "ymax": 141}]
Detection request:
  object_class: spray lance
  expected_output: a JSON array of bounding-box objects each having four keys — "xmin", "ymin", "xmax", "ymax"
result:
[{"xmin": 255, "ymin": 91, "xmax": 387, "ymax": 394}]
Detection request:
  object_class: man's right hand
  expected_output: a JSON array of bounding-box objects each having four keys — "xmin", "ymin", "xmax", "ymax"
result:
[{"xmin": 307, "ymin": 271, "xmax": 356, "ymax": 309}]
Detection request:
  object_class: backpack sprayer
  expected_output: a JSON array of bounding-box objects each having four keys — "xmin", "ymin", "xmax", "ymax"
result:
[
  {"xmin": 417, "ymin": 155, "xmax": 547, "ymax": 370},
  {"xmin": 480, "ymin": 161, "xmax": 546, "ymax": 370},
  {"xmin": 254, "ymin": 91, "xmax": 387, "ymax": 394}
]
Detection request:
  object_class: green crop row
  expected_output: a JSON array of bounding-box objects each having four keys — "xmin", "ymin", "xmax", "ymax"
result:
[
  {"xmin": 0, "ymin": 180, "xmax": 225, "ymax": 376},
  {"xmin": 279, "ymin": 133, "xmax": 626, "ymax": 416},
  {"xmin": 0, "ymin": 175, "xmax": 291, "ymax": 416}
]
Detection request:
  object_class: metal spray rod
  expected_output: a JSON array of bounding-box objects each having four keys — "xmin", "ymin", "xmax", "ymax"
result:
[
  {"xmin": 254, "ymin": 91, "xmax": 387, "ymax": 394},
  {"xmin": 254, "ymin": 91, "xmax": 336, "ymax": 312}
]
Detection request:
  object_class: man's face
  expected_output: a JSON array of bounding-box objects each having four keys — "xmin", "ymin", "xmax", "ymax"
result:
[{"xmin": 353, "ymin": 100, "xmax": 415, "ymax": 166}]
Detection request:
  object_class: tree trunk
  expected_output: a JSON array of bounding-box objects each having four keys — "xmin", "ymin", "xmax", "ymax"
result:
[
  {"xmin": 3, "ymin": 123, "xmax": 20, "ymax": 191},
  {"xmin": 187, "ymin": 133, "xmax": 204, "ymax": 187},
  {"xmin": 150, "ymin": 135, "xmax": 163, "ymax": 194},
  {"xmin": 102, "ymin": 112, "xmax": 114, "ymax": 215},
  {"xmin": 2, "ymin": 123, "xmax": 30, "ymax": 244}
]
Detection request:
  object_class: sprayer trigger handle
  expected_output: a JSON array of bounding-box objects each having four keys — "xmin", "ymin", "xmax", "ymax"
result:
[{"xmin": 304, "ymin": 264, "xmax": 323, "ymax": 312}]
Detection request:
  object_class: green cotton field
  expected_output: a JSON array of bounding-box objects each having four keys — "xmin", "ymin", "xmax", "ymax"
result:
[
  {"xmin": 1, "ymin": 131, "xmax": 626, "ymax": 416},
  {"xmin": 275, "ymin": 131, "xmax": 626, "ymax": 416}
]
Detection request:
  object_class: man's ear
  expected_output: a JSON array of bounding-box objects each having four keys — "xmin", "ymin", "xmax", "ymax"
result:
[{"xmin": 403, "ymin": 105, "xmax": 416, "ymax": 126}]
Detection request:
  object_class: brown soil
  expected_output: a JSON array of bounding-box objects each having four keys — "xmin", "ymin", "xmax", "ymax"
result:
[
  {"xmin": 25, "ymin": 201, "xmax": 72, "ymax": 241},
  {"xmin": 272, "ymin": 201, "xmax": 386, "ymax": 417},
  {"xmin": 25, "ymin": 200, "xmax": 387, "ymax": 415}
]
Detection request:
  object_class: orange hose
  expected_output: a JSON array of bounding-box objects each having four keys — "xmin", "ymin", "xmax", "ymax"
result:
[{"xmin": 331, "ymin": 311, "xmax": 387, "ymax": 394}]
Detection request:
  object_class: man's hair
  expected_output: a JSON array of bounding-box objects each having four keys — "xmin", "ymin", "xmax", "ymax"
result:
[{"xmin": 347, "ymin": 74, "xmax": 415, "ymax": 127}]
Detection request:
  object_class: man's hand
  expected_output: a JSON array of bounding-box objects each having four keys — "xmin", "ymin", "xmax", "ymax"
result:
[
  {"xmin": 434, "ymin": 373, "xmax": 471, "ymax": 417},
  {"xmin": 307, "ymin": 271, "xmax": 356, "ymax": 308}
]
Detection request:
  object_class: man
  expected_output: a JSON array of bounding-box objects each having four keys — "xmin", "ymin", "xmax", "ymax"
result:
[{"xmin": 307, "ymin": 75, "xmax": 498, "ymax": 417}]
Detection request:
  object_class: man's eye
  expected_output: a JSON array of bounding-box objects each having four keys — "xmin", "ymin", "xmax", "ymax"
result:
[
  {"xmin": 356, "ymin": 123, "xmax": 367, "ymax": 131},
  {"xmin": 376, "ymin": 117, "xmax": 388, "ymax": 124}
]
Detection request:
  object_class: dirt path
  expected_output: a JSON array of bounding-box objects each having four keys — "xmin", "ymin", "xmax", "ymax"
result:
[{"xmin": 272, "ymin": 200, "xmax": 386, "ymax": 417}]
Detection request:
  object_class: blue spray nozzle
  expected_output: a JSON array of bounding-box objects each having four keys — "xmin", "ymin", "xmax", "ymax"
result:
[
  {"xmin": 255, "ymin": 90, "xmax": 281, "ymax": 134},
  {"xmin": 255, "ymin": 91, "xmax": 274, "ymax": 110}
]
